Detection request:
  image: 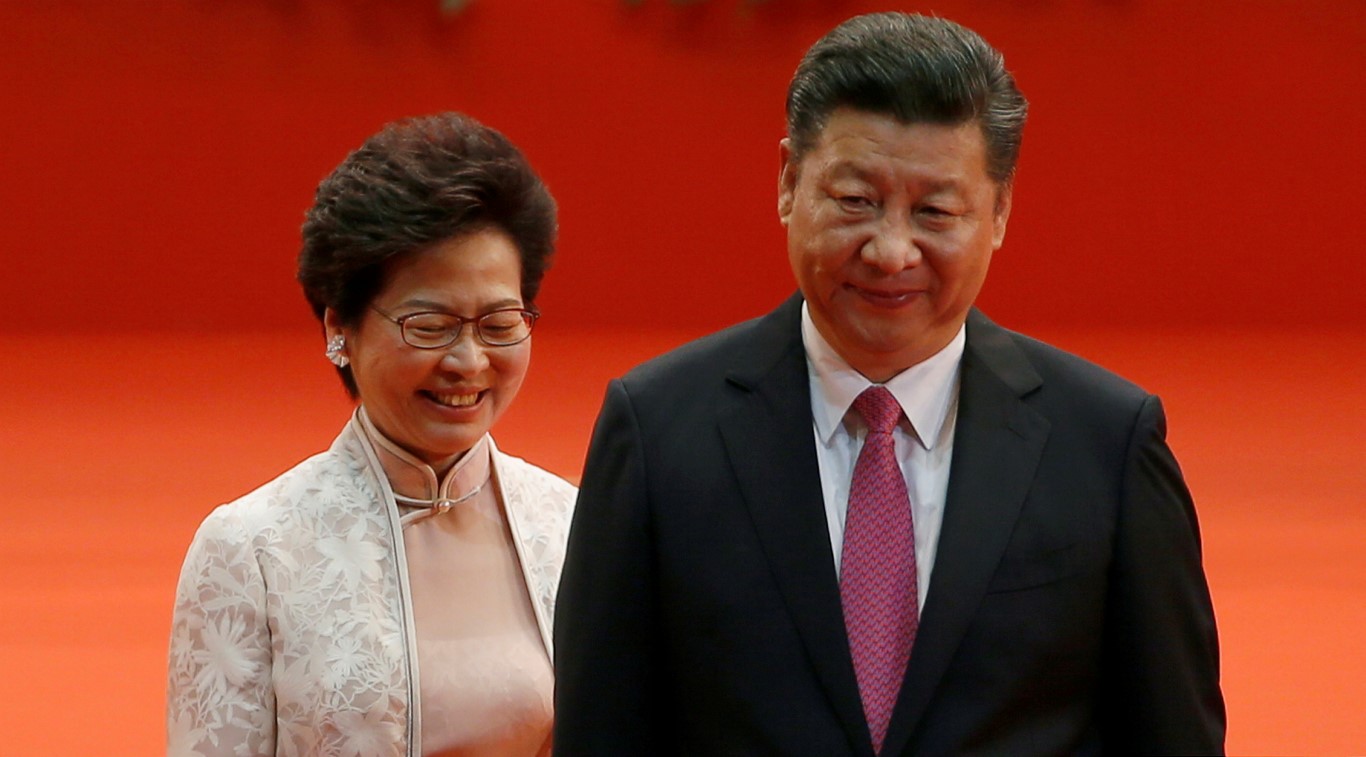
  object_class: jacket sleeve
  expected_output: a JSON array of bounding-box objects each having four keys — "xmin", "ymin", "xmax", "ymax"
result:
[
  {"xmin": 553, "ymin": 378, "xmax": 668, "ymax": 753},
  {"xmin": 1100, "ymin": 394, "xmax": 1226, "ymax": 754},
  {"xmin": 167, "ymin": 506, "xmax": 277, "ymax": 756}
]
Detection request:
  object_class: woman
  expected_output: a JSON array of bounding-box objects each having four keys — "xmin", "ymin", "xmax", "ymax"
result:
[{"xmin": 167, "ymin": 112, "xmax": 575, "ymax": 756}]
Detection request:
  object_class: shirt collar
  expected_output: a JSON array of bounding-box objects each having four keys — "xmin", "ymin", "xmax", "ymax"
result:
[{"xmin": 801, "ymin": 301, "xmax": 965, "ymax": 449}]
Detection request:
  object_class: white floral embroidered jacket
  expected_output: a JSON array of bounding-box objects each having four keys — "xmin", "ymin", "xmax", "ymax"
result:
[{"xmin": 166, "ymin": 416, "xmax": 576, "ymax": 756}]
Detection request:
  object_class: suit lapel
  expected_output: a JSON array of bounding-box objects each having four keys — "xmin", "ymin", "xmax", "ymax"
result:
[
  {"xmin": 717, "ymin": 296, "xmax": 872, "ymax": 753},
  {"xmin": 882, "ymin": 310, "xmax": 1051, "ymax": 754}
]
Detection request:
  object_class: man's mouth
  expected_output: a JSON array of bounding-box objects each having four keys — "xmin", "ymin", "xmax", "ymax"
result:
[{"xmin": 849, "ymin": 284, "xmax": 922, "ymax": 307}]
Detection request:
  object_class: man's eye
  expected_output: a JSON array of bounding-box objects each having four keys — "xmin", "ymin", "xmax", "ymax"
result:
[{"xmin": 836, "ymin": 195, "xmax": 873, "ymax": 210}]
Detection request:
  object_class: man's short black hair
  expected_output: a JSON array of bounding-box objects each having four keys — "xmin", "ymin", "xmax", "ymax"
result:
[{"xmin": 786, "ymin": 13, "xmax": 1027, "ymax": 184}]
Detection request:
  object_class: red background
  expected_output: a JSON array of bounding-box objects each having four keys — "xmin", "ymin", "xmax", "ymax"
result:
[{"xmin": 2, "ymin": 0, "xmax": 1361, "ymax": 336}]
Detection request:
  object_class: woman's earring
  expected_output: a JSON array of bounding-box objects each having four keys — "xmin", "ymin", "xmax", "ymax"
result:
[{"xmin": 326, "ymin": 335, "xmax": 350, "ymax": 368}]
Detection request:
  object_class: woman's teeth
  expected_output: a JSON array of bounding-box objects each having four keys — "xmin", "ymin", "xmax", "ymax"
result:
[{"xmin": 431, "ymin": 391, "xmax": 479, "ymax": 407}]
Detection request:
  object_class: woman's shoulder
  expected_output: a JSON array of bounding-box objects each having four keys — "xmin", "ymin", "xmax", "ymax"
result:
[
  {"xmin": 491, "ymin": 444, "xmax": 578, "ymax": 522},
  {"xmin": 493, "ymin": 448, "xmax": 576, "ymax": 493},
  {"xmin": 195, "ymin": 441, "xmax": 375, "ymax": 543}
]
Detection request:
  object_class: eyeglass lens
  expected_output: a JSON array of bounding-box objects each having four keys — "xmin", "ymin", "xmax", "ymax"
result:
[{"xmin": 400, "ymin": 310, "xmax": 533, "ymax": 348}]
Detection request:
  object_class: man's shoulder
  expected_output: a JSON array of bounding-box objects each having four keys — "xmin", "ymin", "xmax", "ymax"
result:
[
  {"xmin": 621, "ymin": 295, "xmax": 801, "ymax": 393},
  {"xmin": 969, "ymin": 311, "xmax": 1153, "ymax": 410}
]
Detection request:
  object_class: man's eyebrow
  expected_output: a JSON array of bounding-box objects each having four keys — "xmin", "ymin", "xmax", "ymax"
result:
[
  {"xmin": 827, "ymin": 162, "xmax": 967, "ymax": 194},
  {"xmin": 825, "ymin": 160, "xmax": 879, "ymax": 180}
]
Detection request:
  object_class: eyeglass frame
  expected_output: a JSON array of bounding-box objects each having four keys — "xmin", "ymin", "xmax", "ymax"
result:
[{"xmin": 369, "ymin": 305, "xmax": 539, "ymax": 349}]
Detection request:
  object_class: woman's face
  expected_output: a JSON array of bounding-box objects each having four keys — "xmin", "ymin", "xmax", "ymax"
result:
[{"xmin": 326, "ymin": 228, "xmax": 530, "ymax": 473}]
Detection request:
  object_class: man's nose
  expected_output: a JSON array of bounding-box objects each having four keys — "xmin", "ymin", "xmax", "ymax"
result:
[{"xmin": 860, "ymin": 216, "xmax": 922, "ymax": 274}]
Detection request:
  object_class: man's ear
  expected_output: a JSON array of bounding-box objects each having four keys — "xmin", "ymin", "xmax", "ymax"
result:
[
  {"xmin": 777, "ymin": 138, "xmax": 797, "ymax": 227},
  {"xmin": 992, "ymin": 181, "xmax": 1013, "ymax": 249}
]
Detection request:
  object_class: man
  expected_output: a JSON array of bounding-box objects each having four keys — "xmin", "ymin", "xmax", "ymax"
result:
[{"xmin": 555, "ymin": 12, "xmax": 1224, "ymax": 756}]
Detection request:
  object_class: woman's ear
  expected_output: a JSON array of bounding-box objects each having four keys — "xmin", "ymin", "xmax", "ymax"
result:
[
  {"xmin": 323, "ymin": 307, "xmax": 345, "ymax": 341},
  {"xmin": 322, "ymin": 308, "xmax": 351, "ymax": 368}
]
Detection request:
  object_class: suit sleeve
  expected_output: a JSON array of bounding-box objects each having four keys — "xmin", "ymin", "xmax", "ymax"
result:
[
  {"xmin": 1101, "ymin": 394, "xmax": 1226, "ymax": 754},
  {"xmin": 554, "ymin": 378, "xmax": 667, "ymax": 753},
  {"xmin": 166, "ymin": 507, "xmax": 277, "ymax": 756}
]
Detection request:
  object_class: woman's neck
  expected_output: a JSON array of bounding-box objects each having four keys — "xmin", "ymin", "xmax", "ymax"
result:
[{"xmin": 355, "ymin": 406, "xmax": 489, "ymax": 508}]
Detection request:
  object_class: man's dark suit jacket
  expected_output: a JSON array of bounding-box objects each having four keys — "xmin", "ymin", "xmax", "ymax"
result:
[{"xmin": 554, "ymin": 294, "xmax": 1225, "ymax": 756}]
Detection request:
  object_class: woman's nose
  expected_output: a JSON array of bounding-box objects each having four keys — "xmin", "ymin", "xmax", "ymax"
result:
[{"xmin": 438, "ymin": 329, "xmax": 491, "ymax": 373}]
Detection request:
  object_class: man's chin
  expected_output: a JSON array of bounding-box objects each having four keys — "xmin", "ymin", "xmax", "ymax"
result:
[{"xmin": 834, "ymin": 323, "xmax": 956, "ymax": 374}]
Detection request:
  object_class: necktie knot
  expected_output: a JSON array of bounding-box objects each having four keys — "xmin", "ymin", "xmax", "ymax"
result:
[{"xmin": 853, "ymin": 386, "xmax": 902, "ymax": 435}]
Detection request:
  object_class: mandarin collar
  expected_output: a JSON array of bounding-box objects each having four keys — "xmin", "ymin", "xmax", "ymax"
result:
[{"xmin": 356, "ymin": 406, "xmax": 491, "ymax": 521}]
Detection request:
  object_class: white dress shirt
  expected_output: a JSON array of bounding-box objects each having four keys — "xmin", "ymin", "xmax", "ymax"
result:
[{"xmin": 801, "ymin": 303, "xmax": 964, "ymax": 612}]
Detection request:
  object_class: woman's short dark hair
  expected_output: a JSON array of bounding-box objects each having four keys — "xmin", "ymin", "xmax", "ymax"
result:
[
  {"xmin": 297, "ymin": 112, "xmax": 556, "ymax": 395},
  {"xmin": 786, "ymin": 13, "xmax": 1027, "ymax": 184}
]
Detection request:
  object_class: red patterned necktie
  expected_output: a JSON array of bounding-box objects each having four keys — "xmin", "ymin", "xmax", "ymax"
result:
[{"xmin": 841, "ymin": 386, "xmax": 919, "ymax": 754}]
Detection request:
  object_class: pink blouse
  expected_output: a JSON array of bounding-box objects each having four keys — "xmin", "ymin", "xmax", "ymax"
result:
[{"xmin": 360, "ymin": 411, "xmax": 553, "ymax": 756}]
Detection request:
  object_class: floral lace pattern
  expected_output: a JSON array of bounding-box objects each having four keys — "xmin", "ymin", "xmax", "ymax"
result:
[{"xmin": 167, "ymin": 419, "xmax": 576, "ymax": 756}]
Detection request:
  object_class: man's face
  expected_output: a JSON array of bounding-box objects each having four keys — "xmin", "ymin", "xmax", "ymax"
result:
[{"xmin": 779, "ymin": 108, "xmax": 1011, "ymax": 381}]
